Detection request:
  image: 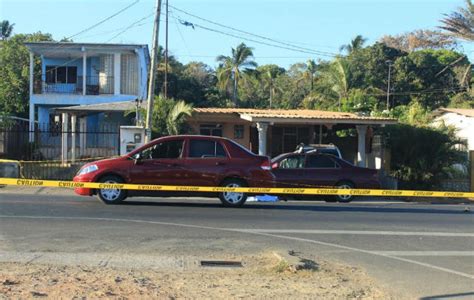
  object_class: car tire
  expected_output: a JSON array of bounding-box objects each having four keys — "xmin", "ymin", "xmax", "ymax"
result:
[
  {"xmin": 97, "ymin": 175, "xmax": 127, "ymax": 204},
  {"xmin": 334, "ymin": 181, "xmax": 354, "ymax": 203},
  {"xmin": 219, "ymin": 178, "xmax": 248, "ymax": 207}
]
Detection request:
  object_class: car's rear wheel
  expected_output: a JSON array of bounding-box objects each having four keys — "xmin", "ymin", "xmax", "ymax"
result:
[
  {"xmin": 219, "ymin": 178, "xmax": 248, "ymax": 207},
  {"xmin": 334, "ymin": 181, "xmax": 354, "ymax": 203},
  {"xmin": 97, "ymin": 175, "xmax": 127, "ymax": 204}
]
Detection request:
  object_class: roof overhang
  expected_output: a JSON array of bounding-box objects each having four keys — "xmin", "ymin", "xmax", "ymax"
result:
[
  {"xmin": 190, "ymin": 108, "xmax": 397, "ymax": 126},
  {"xmin": 239, "ymin": 114, "xmax": 397, "ymax": 125},
  {"xmin": 54, "ymin": 100, "xmax": 146, "ymax": 114},
  {"xmin": 25, "ymin": 42, "xmax": 148, "ymax": 57}
]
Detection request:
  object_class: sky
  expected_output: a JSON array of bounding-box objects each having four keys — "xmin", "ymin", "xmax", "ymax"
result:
[{"xmin": 2, "ymin": 0, "xmax": 473, "ymax": 69}]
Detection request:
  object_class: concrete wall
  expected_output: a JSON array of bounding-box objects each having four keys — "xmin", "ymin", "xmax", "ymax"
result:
[
  {"xmin": 187, "ymin": 121, "xmax": 251, "ymax": 149},
  {"xmin": 434, "ymin": 113, "xmax": 474, "ymax": 150}
]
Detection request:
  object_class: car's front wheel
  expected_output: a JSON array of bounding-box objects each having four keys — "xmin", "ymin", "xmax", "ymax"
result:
[
  {"xmin": 97, "ymin": 175, "xmax": 127, "ymax": 204},
  {"xmin": 219, "ymin": 178, "xmax": 248, "ymax": 207}
]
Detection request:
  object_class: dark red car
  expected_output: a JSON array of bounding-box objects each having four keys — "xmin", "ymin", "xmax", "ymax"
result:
[
  {"xmin": 73, "ymin": 135, "xmax": 274, "ymax": 207},
  {"xmin": 271, "ymin": 152, "xmax": 380, "ymax": 202}
]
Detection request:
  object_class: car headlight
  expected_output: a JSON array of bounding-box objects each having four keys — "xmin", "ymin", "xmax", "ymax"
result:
[{"xmin": 77, "ymin": 164, "xmax": 99, "ymax": 176}]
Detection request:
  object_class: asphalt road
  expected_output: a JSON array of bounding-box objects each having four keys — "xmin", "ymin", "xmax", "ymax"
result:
[{"xmin": 0, "ymin": 191, "xmax": 473, "ymax": 299}]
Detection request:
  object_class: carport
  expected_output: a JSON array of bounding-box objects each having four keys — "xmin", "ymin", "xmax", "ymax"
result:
[{"xmin": 187, "ymin": 108, "xmax": 397, "ymax": 169}]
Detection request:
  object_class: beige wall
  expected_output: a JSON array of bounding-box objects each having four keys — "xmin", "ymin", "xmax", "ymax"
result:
[{"xmin": 187, "ymin": 119, "xmax": 252, "ymax": 149}]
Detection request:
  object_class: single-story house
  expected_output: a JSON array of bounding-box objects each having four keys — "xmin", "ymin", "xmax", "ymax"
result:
[{"xmin": 187, "ymin": 108, "xmax": 397, "ymax": 169}]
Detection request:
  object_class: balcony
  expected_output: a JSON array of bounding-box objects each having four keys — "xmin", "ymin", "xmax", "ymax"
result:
[{"xmin": 33, "ymin": 76, "xmax": 114, "ymax": 95}]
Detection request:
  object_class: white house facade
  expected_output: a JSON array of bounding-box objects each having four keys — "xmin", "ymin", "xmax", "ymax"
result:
[{"xmin": 433, "ymin": 108, "xmax": 474, "ymax": 151}]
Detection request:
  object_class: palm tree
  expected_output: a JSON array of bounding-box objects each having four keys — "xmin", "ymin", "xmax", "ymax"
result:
[
  {"xmin": 0, "ymin": 20, "xmax": 14, "ymax": 40},
  {"xmin": 216, "ymin": 43, "xmax": 257, "ymax": 104},
  {"xmin": 439, "ymin": 0, "xmax": 474, "ymax": 41},
  {"xmin": 339, "ymin": 35, "xmax": 367, "ymax": 54},
  {"xmin": 320, "ymin": 58, "xmax": 351, "ymax": 110},
  {"xmin": 303, "ymin": 59, "xmax": 317, "ymax": 91},
  {"xmin": 166, "ymin": 100, "xmax": 193, "ymax": 135}
]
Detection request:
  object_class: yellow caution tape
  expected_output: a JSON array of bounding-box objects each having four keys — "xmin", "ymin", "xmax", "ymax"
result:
[
  {"xmin": 0, "ymin": 177, "xmax": 473, "ymax": 199},
  {"xmin": 0, "ymin": 160, "xmax": 20, "ymax": 163}
]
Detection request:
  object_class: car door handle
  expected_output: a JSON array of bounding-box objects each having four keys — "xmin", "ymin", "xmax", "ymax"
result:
[
  {"xmin": 215, "ymin": 162, "xmax": 225, "ymax": 166},
  {"xmin": 166, "ymin": 163, "xmax": 178, "ymax": 167}
]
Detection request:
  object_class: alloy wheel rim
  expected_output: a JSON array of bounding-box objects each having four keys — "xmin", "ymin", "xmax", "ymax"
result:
[
  {"xmin": 337, "ymin": 184, "xmax": 352, "ymax": 201},
  {"xmin": 223, "ymin": 183, "xmax": 244, "ymax": 203},
  {"xmin": 100, "ymin": 180, "xmax": 121, "ymax": 201}
]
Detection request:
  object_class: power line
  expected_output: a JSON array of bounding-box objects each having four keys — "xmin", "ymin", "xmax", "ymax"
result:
[
  {"xmin": 169, "ymin": 13, "xmax": 335, "ymax": 58},
  {"xmin": 41, "ymin": 11, "xmax": 155, "ymax": 76},
  {"xmin": 66, "ymin": 0, "xmax": 140, "ymax": 41},
  {"xmin": 169, "ymin": 5, "xmax": 337, "ymax": 57},
  {"xmin": 105, "ymin": 12, "xmax": 155, "ymax": 42}
]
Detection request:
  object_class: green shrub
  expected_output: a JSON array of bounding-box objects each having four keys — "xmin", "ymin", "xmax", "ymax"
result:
[{"xmin": 384, "ymin": 124, "xmax": 466, "ymax": 189}]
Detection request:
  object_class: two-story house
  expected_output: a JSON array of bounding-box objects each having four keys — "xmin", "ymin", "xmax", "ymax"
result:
[{"xmin": 26, "ymin": 42, "xmax": 149, "ymax": 138}]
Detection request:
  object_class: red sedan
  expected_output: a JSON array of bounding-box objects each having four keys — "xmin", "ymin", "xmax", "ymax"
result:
[
  {"xmin": 271, "ymin": 152, "xmax": 380, "ymax": 202},
  {"xmin": 74, "ymin": 135, "xmax": 274, "ymax": 207}
]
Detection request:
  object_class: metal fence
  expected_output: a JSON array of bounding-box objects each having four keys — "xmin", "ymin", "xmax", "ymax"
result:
[{"xmin": 0, "ymin": 121, "xmax": 120, "ymax": 180}]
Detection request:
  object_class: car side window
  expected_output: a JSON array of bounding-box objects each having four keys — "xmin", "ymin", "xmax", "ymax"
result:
[
  {"xmin": 306, "ymin": 155, "xmax": 339, "ymax": 168},
  {"xmin": 189, "ymin": 140, "xmax": 227, "ymax": 158},
  {"xmin": 140, "ymin": 140, "xmax": 184, "ymax": 159},
  {"xmin": 279, "ymin": 155, "xmax": 305, "ymax": 169}
]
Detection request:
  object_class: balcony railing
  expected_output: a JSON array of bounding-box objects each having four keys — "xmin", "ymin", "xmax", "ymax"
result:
[{"xmin": 33, "ymin": 76, "xmax": 114, "ymax": 95}]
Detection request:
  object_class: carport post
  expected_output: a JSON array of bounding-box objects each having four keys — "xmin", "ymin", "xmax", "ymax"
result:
[
  {"xmin": 356, "ymin": 125, "xmax": 367, "ymax": 167},
  {"xmin": 257, "ymin": 122, "xmax": 269, "ymax": 156}
]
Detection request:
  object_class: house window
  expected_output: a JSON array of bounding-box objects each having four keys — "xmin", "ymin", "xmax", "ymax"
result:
[
  {"xmin": 234, "ymin": 125, "xmax": 244, "ymax": 139},
  {"xmin": 45, "ymin": 66, "xmax": 77, "ymax": 84},
  {"xmin": 200, "ymin": 124, "xmax": 222, "ymax": 137}
]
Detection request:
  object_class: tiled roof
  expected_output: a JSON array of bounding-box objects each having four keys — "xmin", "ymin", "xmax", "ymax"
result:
[
  {"xmin": 193, "ymin": 108, "xmax": 396, "ymax": 121},
  {"xmin": 437, "ymin": 108, "xmax": 474, "ymax": 118}
]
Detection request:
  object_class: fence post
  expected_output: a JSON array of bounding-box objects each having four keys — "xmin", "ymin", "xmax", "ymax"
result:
[
  {"xmin": 61, "ymin": 113, "xmax": 69, "ymax": 165},
  {"xmin": 71, "ymin": 114, "xmax": 77, "ymax": 163},
  {"xmin": 470, "ymin": 151, "xmax": 474, "ymax": 192}
]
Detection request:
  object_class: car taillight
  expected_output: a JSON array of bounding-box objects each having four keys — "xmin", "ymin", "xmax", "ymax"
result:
[{"xmin": 260, "ymin": 159, "xmax": 272, "ymax": 170}]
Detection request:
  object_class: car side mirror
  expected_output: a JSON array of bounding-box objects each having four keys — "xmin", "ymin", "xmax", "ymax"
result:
[{"xmin": 271, "ymin": 162, "xmax": 279, "ymax": 169}]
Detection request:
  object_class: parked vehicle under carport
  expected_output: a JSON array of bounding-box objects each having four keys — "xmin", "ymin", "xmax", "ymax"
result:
[{"xmin": 271, "ymin": 152, "xmax": 380, "ymax": 202}]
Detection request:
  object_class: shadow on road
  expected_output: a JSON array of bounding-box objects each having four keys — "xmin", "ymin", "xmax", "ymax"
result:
[{"xmin": 121, "ymin": 200, "xmax": 471, "ymax": 215}]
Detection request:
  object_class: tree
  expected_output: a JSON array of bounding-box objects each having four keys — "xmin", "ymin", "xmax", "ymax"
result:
[
  {"xmin": 339, "ymin": 35, "xmax": 367, "ymax": 54},
  {"xmin": 151, "ymin": 97, "xmax": 193, "ymax": 136},
  {"xmin": 319, "ymin": 57, "xmax": 351, "ymax": 110},
  {"xmin": 257, "ymin": 64, "xmax": 285, "ymax": 108},
  {"xmin": 439, "ymin": 0, "xmax": 474, "ymax": 41},
  {"xmin": 216, "ymin": 43, "xmax": 257, "ymax": 104},
  {"xmin": 0, "ymin": 20, "xmax": 14, "ymax": 40},
  {"xmin": 0, "ymin": 32, "xmax": 53, "ymax": 117},
  {"xmin": 166, "ymin": 100, "xmax": 193, "ymax": 135},
  {"xmin": 380, "ymin": 30, "xmax": 457, "ymax": 52},
  {"xmin": 302, "ymin": 59, "xmax": 317, "ymax": 91}
]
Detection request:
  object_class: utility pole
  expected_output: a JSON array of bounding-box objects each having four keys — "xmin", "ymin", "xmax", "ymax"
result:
[
  {"xmin": 164, "ymin": 0, "xmax": 169, "ymax": 99},
  {"xmin": 145, "ymin": 0, "xmax": 163, "ymax": 143},
  {"xmin": 386, "ymin": 60, "xmax": 393, "ymax": 111}
]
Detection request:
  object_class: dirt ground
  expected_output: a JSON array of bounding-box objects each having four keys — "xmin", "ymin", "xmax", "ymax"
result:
[{"xmin": 0, "ymin": 252, "xmax": 387, "ymax": 299}]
